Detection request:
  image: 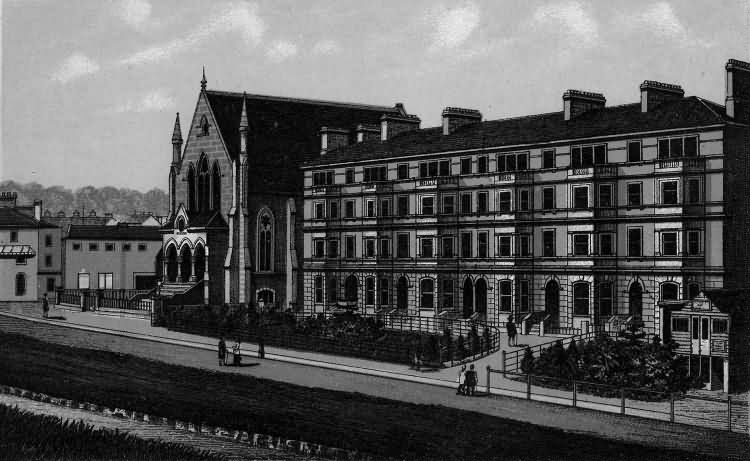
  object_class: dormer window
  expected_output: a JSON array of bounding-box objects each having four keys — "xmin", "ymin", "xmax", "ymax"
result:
[{"xmin": 199, "ymin": 114, "xmax": 209, "ymax": 136}]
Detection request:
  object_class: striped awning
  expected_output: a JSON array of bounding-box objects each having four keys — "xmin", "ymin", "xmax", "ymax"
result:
[{"xmin": 0, "ymin": 244, "xmax": 35, "ymax": 257}]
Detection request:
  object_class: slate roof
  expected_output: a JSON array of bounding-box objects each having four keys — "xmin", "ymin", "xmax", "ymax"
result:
[
  {"xmin": 66, "ymin": 224, "xmax": 161, "ymax": 241},
  {"xmin": 0, "ymin": 208, "xmax": 49, "ymax": 228},
  {"xmin": 204, "ymin": 90, "xmax": 401, "ymax": 162},
  {"xmin": 305, "ymin": 96, "xmax": 733, "ymax": 167}
]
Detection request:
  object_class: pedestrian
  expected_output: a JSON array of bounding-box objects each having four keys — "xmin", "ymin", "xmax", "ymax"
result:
[
  {"xmin": 41, "ymin": 293, "xmax": 49, "ymax": 319},
  {"xmin": 506, "ymin": 316, "xmax": 518, "ymax": 347},
  {"xmin": 232, "ymin": 339, "xmax": 242, "ymax": 366},
  {"xmin": 218, "ymin": 337, "xmax": 227, "ymax": 366},
  {"xmin": 456, "ymin": 365, "xmax": 466, "ymax": 395},
  {"xmin": 465, "ymin": 364, "xmax": 477, "ymax": 396}
]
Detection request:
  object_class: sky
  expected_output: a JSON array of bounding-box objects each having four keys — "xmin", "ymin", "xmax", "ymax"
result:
[{"xmin": 1, "ymin": 0, "xmax": 748, "ymax": 192}]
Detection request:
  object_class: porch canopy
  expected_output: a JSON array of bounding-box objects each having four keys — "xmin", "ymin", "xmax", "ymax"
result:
[{"xmin": 0, "ymin": 244, "xmax": 35, "ymax": 257}]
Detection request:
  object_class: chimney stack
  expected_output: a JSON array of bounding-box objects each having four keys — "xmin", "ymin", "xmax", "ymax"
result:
[
  {"xmin": 563, "ymin": 90, "xmax": 606, "ymax": 121},
  {"xmin": 726, "ymin": 58, "xmax": 750, "ymax": 123},
  {"xmin": 33, "ymin": 200, "xmax": 42, "ymax": 221},
  {"xmin": 0, "ymin": 192, "xmax": 18, "ymax": 208},
  {"xmin": 442, "ymin": 107, "xmax": 482, "ymax": 135},
  {"xmin": 320, "ymin": 127, "xmax": 350, "ymax": 155},
  {"xmin": 640, "ymin": 80, "xmax": 684, "ymax": 112}
]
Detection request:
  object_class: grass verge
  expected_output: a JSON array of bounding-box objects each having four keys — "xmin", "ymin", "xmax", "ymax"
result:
[{"xmin": 0, "ymin": 403, "xmax": 222, "ymax": 461}]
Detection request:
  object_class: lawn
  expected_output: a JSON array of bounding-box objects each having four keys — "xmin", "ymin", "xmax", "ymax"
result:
[
  {"xmin": 0, "ymin": 332, "xmax": 727, "ymax": 461},
  {"xmin": 0, "ymin": 404, "xmax": 223, "ymax": 461}
]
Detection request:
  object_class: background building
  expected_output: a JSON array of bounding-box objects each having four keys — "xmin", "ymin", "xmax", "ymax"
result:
[
  {"xmin": 301, "ymin": 59, "xmax": 750, "ymax": 343},
  {"xmin": 63, "ymin": 224, "xmax": 161, "ymax": 290},
  {"xmin": 159, "ymin": 71, "xmax": 414, "ymax": 309}
]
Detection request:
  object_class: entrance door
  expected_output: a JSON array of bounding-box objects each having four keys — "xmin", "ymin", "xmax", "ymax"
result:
[
  {"xmin": 544, "ymin": 281, "xmax": 560, "ymax": 328},
  {"xmin": 462, "ymin": 279, "xmax": 474, "ymax": 318},
  {"xmin": 691, "ymin": 316, "xmax": 711, "ymax": 355}
]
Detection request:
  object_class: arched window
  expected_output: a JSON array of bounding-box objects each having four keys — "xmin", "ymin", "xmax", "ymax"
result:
[
  {"xmin": 365, "ymin": 277, "xmax": 375, "ymax": 306},
  {"xmin": 327, "ymin": 277, "xmax": 337, "ymax": 303},
  {"xmin": 194, "ymin": 244, "xmax": 205, "ymax": 281},
  {"xmin": 629, "ymin": 282, "xmax": 643, "ymax": 319},
  {"xmin": 199, "ymin": 114, "xmax": 209, "ymax": 136},
  {"xmin": 179, "ymin": 245, "xmax": 192, "ymax": 282},
  {"xmin": 211, "ymin": 162, "xmax": 221, "ymax": 211},
  {"xmin": 573, "ymin": 282, "xmax": 590, "ymax": 316},
  {"xmin": 661, "ymin": 282, "xmax": 679, "ymax": 301},
  {"xmin": 176, "ymin": 217, "xmax": 186, "ymax": 232},
  {"xmin": 344, "ymin": 275, "xmax": 358, "ymax": 302},
  {"xmin": 15, "ymin": 273, "xmax": 26, "ymax": 296},
  {"xmin": 397, "ymin": 276, "xmax": 408, "ymax": 310},
  {"xmin": 166, "ymin": 245, "xmax": 178, "ymax": 282},
  {"xmin": 420, "ymin": 278, "xmax": 434, "ymax": 309},
  {"xmin": 197, "ymin": 156, "xmax": 209, "ymax": 212},
  {"xmin": 257, "ymin": 209, "xmax": 273, "ymax": 272},
  {"xmin": 186, "ymin": 164, "xmax": 196, "ymax": 213}
]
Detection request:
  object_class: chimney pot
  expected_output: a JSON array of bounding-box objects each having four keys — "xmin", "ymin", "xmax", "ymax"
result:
[
  {"xmin": 380, "ymin": 113, "xmax": 420, "ymax": 141},
  {"xmin": 725, "ymin": 58, "xmax": 750, "ymax": 122}
]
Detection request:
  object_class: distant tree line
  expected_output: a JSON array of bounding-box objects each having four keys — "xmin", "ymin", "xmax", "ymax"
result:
[{"xmin": 0, "ymin": 180, "xmax": 168, "ymax": 216}]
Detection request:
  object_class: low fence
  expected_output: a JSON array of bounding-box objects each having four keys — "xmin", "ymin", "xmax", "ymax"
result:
[
  {"xmin": 503, "ymin": 330, "xmax": 606, "ymax": 373},
  {"xmin": 55, "ymin": 289, "xmax": 153, "ymax": 311},
  {"xmin": 484, "ymin": 367, "xmax": 749, "ymax": 433}
]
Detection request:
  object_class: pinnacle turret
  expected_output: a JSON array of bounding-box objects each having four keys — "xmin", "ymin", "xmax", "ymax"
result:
[
  {"xmin": 171, "ymin": 112, "xmax": 182, "ymax": 144},
  {"xmin": 239, "ymin": 92, "xmax": 248, "ymax": 131},
  {"xmin": 200, "ymin": 66, "xmax": 207, "ymax": 91}
]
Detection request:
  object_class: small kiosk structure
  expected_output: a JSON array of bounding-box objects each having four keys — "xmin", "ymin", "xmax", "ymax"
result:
[{"xmin": 662, "ymin": 289, "xmax": 749, "ymax": 393}]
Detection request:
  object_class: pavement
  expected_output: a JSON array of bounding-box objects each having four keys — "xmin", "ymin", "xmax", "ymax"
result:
[{"xmin": 0, "ymin": 302, "xmax": 748, "ymax": 460}]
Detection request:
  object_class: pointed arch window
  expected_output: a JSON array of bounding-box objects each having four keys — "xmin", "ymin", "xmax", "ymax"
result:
[
  {"xmin": 197, "ymin": 156, "xmax": 210, "ymax": 212},
  {"xmin": 199, "ymin": 114, "xmax": 209, "ymax": 136},
  {"xmin": 211, "ymin": 162, "xmax": 221, "ymax": 211},
  {"xmin": 186, "ymin": 164, "xmax": 196, "ymax": 213},
  {"xmin": 257, "ymin": 209, "xmax": 274, "ymax": 272}
]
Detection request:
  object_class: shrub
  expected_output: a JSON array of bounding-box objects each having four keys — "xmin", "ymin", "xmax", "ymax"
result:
[{"xmin": 520, "ymin": 347, "xmax": 535, "ymax": 373}]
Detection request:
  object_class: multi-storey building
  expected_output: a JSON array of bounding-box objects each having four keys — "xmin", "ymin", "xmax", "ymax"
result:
[
  {"xmin": 302, "ymin": 59, "xmax": 750, "ymax": 344},
  {"xmin": 158, "ymin": 71, "xmax": 414, "ymax": 308}
]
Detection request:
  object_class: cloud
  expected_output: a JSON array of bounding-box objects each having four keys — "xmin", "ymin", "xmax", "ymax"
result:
[
  {"xmin": 266, "ymin": 40, "xmax": 298, "ymax": 62},
  {"xmin": 622, "ymin": 2, "xmax": 712, "ymax": 48},
  {"xmin": 119, "ymin": 2, "xmax": 265, "ymax": 66},
  {"xmin": 118, "ymin": 0, "xmax": 152, "ymax": 29},
  {"xmin": 311, "ymin": 39, "xmax": 342, "ymax": 56},
  {"xmin": 531, "ymin": 1, "xmax": 599, "ymax": 48},
  {"xmin": 116, "ymin": 90, "xmax": 175, "ymax": 113},
  {"xmin": 51, "ymin": 53, "xmax": 100, "ymax": 83},
  {"xmin": 426, "ymin": 2, "xmax": 481, "ymax": 51}
]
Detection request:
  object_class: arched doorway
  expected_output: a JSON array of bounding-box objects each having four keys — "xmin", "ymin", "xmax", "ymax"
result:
[
  {"xmin": 463, "ymin": 279, "xmax": 474, "ymax": 318},
  {"xmin": 179, "ymin": 245, "xmax": 192, "ymax": 282},
  {"xmin": 194, "ymin": 244, "xmax": 205, "ymax": 281},
  {"xmin": 545, "ymin": 280, "xmax": 560, "ymax": 328},
  {"xmin": 475, "ymin": 278, "xmax": 487, "ymax": 316},
  {"xmin": 166, "ymin": 245, "xmax": 178, "ymax": 282},
  {"xmin": 396, "ymin": 276, "xmax": 408, "ymax": 310},
  {"xmin": 344, "ymin": 275, "xmax": 358, "ymax": 303},
  {"xmin": 629, "ymin": 282, "xmax": 643, "ymax": 319}
]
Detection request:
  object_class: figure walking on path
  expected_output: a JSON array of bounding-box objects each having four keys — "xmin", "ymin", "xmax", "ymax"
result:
[
  {"xmin": 506, "ymin": 316, "xmax": 518, "ymax": 347},
  {"xmin": 218, "ymin": 337, "xmax": 227, "ymax": 366},
  {"xmin": 232, "ymin": 340, "xmax": 242, "ymax": 366},
  {"xmin": 456, "ymin": 365, "xmax": 466, "ymax": 395},
  {"xmin": 41, "ymin": 293, "xmax": 49, "ymax": 319}
]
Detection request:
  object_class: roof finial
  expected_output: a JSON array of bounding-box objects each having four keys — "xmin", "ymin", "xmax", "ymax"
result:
[
  {"xmin": 201, "ymin": 66, "xmax": 207, "ymax": 91},
  {"xmin": 172, "ymin": 112, "xmax": 183, "ymax": 144},
  {"xmin": 240, "ymin": 92, "xmax": 248, "ymax": 131}
]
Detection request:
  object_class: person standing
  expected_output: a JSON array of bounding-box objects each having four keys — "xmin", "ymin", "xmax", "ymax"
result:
[
  {"xmin": 41, "ymin": 293, "xmax": 49, "ymax": 319},
  {"xmin": 232, "ymin": 340, "xmax": 242, "ymax": 366},
  {"xmin": 465, "ymin": 364, "xmax": 477, "ymax": 396},
  {"xmin": 218, "ymin": 337, "xmax": 227, "ymax": 366},
  {"xmin": 456, "ymin": 365, "xmax": 466, "ymax": 395},
  {"xmin": 506, "ymin": 316, "xmax": 518, "ymax": 347}
]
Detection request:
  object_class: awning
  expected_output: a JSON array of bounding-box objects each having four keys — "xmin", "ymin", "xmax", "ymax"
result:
[{"xmin": 0, "ymin": 245, "xmax": 36, "ymax": 257}]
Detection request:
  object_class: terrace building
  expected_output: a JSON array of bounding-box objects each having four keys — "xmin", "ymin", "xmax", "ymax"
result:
[
  {"xmin": 158, "ymin": 71, "xmax": 414, "ymax": 308},
  {"xmin": 301, "ymin": 59, "xmax": 750, "ymax": 342}
]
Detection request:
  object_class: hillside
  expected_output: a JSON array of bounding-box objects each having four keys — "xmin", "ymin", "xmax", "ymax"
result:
[{"xmin": 0, "ymin": 181, "xmax": 168, "ymax": 217}]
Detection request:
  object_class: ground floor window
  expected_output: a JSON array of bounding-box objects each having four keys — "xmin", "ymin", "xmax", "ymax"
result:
[
  {"xmin": 314, "ymin": 276, "xmax": 323, "ymax": 303},
  {"xmin": 98, "ymin": 272, "xmax": 113, "ymax": 289},
  {"xmin": 573, "ymin": 282, "xmax": 590, "ymax": 315},
  {"xmin": 498, "ymin": 280, "xmax": 512, "ymax": 311},
  {"xmin": 78, "ymin": 272, "xmax": 90, "ymax": 289},
  {"xmin": 420, "ymin": 279, "xmax": 434, "ymax": 309},
  {"xmin": 15, "ymin": 273, "xmax": 26, "ymax": 296},
  {"xmin": 46, "ymin": 277, "xmax": 56, "ymax": 293}
]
